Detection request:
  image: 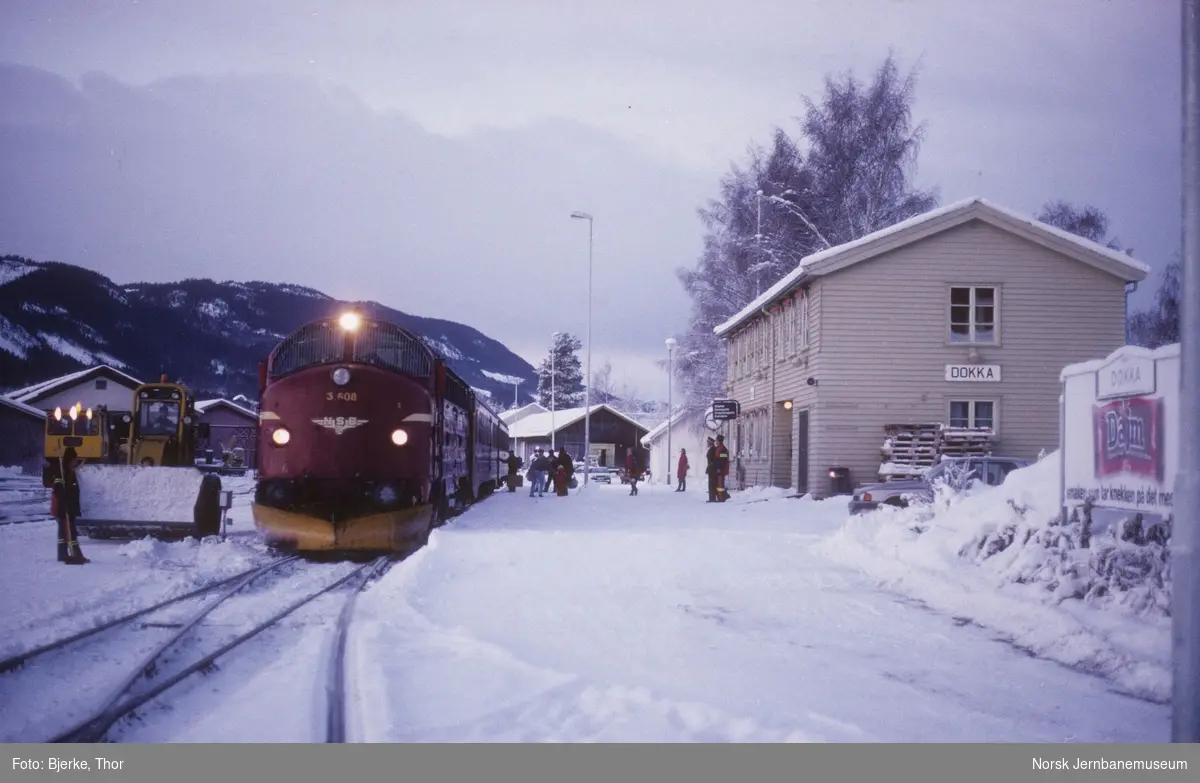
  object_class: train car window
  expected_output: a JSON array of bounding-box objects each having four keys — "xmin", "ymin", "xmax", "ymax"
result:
[
  {"xmin": 353, "ymin": 321, "xmax": 434, "ymax": 378},
  {"xmin": 270, "ymin": 322, "xmax": 346, "ymax": 378}
]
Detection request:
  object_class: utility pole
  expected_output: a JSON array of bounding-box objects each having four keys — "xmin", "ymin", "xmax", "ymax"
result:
[
  {"xmin": 570, "ymin": 211, "xmax": 594, "ymax": 484},
  {"xmin": 1174, "ymin": 0, "xmax": 1200, "ymax": 744},
  {"xmin": 666, "ymin": 337, "xmax": 677, "ymax": 487},
  {"xmin": 551, "ymin": 332, "xmax": 560, "ymax": 451}
]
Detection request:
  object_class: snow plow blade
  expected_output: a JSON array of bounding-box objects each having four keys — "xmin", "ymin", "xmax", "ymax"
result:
[{"xmin": 74, "ymin": 465, "xmax": 224, "ymax": 540}]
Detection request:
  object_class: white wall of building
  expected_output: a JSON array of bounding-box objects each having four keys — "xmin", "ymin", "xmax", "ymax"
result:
[
  {"xmin": 643, "ymin": 413, "xmax": 712, "ymax": 486},
  {"xmin": 29, "ymin": 379, "xmax": 140, "ymax": 413}
]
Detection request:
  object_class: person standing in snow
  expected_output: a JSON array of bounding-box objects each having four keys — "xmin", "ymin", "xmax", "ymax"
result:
[
  {"xmin": 554, "ymin": 447, "xmax": 573, "ymax": 496},
  {"xmin": 714, "ymin": 434, "xmax": 730, "ymax": 502},
  {"xmin": 504, "ymin": 450, "xmax": 522, "ymax": 492},
  {"xmin": 547, "ymin": 448, "xmax": 560, "ymax": 491},
  {"xmin": 676, "ymin": 448, "xmax": 689, "ymax": 491},
  {"xmin": 530, "ymin": 448, "xmax": 551, "ymax": 497},
  {"xmin": 50, "ymin": 447, "xmax": 89, "ymax": 564},
  {"xmin": 705, "ymin": 437, "xmax": 718, "ymax": 501},
  {"xmin": 626, "ymin": 449, "xmax": 641, "ymax": 496}
]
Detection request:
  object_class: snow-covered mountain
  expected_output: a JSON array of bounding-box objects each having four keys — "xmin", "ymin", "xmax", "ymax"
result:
[{"xmin": 0, "ymin": 255, "xmax": 536, "ymax": 405}]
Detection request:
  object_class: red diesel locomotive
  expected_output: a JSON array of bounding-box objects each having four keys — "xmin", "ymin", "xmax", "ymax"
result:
[{"xmin": 251, "ymin": 311, "xmax": 509, "ymax": 553}]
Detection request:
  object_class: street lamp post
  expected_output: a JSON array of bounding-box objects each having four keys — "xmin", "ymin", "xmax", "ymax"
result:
[
  {"xmin": 551, "ymin": 331, "xmax": 560, "ymax": 452},
  {"xmin": 571, "ymin": 211, "xmax": 594, "ymax": 485},
  {"xmin": 666, "ymin": 336, "xmax": 677, "ymax": 488}
]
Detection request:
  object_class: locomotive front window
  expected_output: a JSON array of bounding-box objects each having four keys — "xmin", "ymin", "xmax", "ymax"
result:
[
  {"xmin": 352, "ymin": 321, "xmax": 433, "ymax": 378},
  {"xmin": 270, "ymin": 322, "xmax": 347, "ymax": 379}
]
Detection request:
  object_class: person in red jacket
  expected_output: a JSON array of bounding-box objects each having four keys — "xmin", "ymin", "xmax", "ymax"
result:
[{"xmin": 676, "ymin": 448, "xmax": 689, "ymax": 491}]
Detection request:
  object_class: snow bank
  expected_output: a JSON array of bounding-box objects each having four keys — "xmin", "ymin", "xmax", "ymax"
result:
[
  {"xmin": 0, "ymin": 465, "xmax": 24, "ymax": 477},
  {"xmin": 77, "ymin": 465, "xmax": 208, "ymax": 522},
  {"xmin": 816, "ymin": 453, "xmax": 1171, "ymax": 702},
  {"xmin": 728, "ymin": 485, "xmax": 794, "ymax": 503}
]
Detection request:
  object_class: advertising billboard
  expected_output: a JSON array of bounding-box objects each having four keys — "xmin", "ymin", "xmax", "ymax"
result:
[{"xmin": 1060, "ymin": 344, "xmax": 1179, "ymax": 515}]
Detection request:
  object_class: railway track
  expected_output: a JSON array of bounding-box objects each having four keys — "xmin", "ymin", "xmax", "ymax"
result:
[
  {"xmin": 0, "ymin": 557, "xmax": 303, "ymax": 674},
  {"xmin": 38, "ymin": 554, "xmax": 396, "ymax": 743},
  {"xmin": 0, "ymin": 551, "xmax": 398, "ymax": 743}
]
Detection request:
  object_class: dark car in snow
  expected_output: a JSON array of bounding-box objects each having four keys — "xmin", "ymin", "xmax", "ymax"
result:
[{"xmin": 847, "ymin": 455, "xmax": 1031, "ymax": 514}]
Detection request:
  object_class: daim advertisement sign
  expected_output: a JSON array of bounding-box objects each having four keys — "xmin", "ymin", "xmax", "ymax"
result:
[{"xmin": 1060, "ymin": 344, "xmax": 1179, "ymax": 515}]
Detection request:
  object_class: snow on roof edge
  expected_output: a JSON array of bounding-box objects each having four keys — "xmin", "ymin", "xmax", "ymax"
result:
[
  {"xmin": 6, "ymin": 364, "xmax": 145, "ymax": 403},
  {"xmin": 0, "ymin": 394, "xmax": 47, "ymax": 419},
  {"xmin": 641, "ymin": 407, "xmax": 701, "ymax": 445},
  {"xmin": 507, "ymin": 403, "xmax": 650, "ymax": 439},
  {"xmin": 713, "ymin": 197, "xmax": 1152, "ymax": 337},
  {"xmin": 195, "ymin": 398, "xmax": 259, "ymax": 419}
]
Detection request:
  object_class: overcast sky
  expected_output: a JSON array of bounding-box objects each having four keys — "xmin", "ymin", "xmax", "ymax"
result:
[{"xmin": 0, "ymin": 0, "xmax": 1181, "ymax": 401}]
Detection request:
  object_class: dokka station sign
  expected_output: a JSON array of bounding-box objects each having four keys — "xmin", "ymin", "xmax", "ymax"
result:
[{"xmin": 944, "ymin": 364, "xmax": 1001, "ymax": 382}]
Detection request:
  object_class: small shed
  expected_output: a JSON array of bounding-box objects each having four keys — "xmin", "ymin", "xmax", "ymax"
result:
[
  {"xmin": 0, "ymin": 395, "xmax": 48, "ymax": 476},
  {"xmin": 195, "ymin": 398, "xmax": 260, "ymax": 470}
]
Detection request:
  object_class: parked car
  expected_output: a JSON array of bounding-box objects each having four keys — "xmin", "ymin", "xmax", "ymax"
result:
[
  {"xmin": 848, "ymin": 455, "xmax": 1031, "ymax": 514},
  {"xmin": 585, "ymin": 466, "xmax": 613, "ymax": 484}
]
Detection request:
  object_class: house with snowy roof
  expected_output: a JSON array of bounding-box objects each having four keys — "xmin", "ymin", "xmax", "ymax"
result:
[
  {"xmin": 711, "ymin": 197, "xmax": 1150, "ymax": 497},
  {"xmin": 1, "ymin": 364, "xmax": 145, "ymax": 473},
  {"xmin": 500, "ymin": 401, "xmax": 548, "ymax": 425},
  {"xmin": 506, "ymin": 403, "xmax": 649, "ymax": 469},
  {"xmin": 3, "ymin": 364, "xmax": 143, "ymax": 413},
  {"xmin": 640, "ymin": 407, "xmax": 713, "ymax": 488}
]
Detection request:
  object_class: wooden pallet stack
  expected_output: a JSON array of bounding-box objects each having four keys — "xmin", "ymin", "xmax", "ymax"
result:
[
  {"xmin": 878, "ymin": 423, "xmax": 996, "ymax": 481},
  {"xmin": 879, "ymin": 423, "xmax": 942, "ymax": 480},
  {"xmin": 938, "ymin": 425, "xmax": 996, "ymax": 459}
]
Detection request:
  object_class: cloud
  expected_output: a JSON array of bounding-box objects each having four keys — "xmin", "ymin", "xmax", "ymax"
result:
[
  {"xmin": 0, "ymin": 64, "xmax": 710, "ymax": 363},
  {"xmin": 0, "ymin": 0, "xmax": 1182, "ymax": 363}
]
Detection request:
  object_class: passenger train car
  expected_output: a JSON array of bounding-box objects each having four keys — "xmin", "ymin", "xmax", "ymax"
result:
[{"xmin": 251, "ymin": 311, "xmax": 510, "ymax": 553}]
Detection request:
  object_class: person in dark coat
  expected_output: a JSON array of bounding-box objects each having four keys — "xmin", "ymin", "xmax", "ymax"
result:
[
  {"xmin": 676, "ymin": 448, "xmax": 689, "ymax": 491},
  {"xmin": 714, "ymin": 435, "xmax": 731, "ymax": 502},
  {"xmin": 626, "ymin": 450, "xmax": 641, "ymax": 496},
  {"xmin": 504, "ymin": 451, "xmax": 523, "ymax": 492},
  {"xmin": 50, "ymin": 447, "xmax": 89, "ymax": 564},
  {"xmin": 555, "ymin": 447, "xmax": 574, "ymax": 496},
  {"xmin": 705, "ymin": 437, "xmax": 718, "ymax": 501}
]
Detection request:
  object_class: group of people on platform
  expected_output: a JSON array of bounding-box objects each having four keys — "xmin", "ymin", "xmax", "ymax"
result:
[
  {"xmin": 501, "ymin": 433, "xmax": 730, "ymax": 502},
  {"xmin": 505, "ymin": 446, "xmax": 575, "ymax": 497}
]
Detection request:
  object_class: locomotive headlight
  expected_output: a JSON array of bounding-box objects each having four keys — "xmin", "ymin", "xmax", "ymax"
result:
[
  {"xmin": 332, "ymin": 367, "xmax": 351, "ymax": 386},
  {"xmin": 272, "ymin": 427, "xmax": 291, "ymax": 446},
  {"xmin": 338, "ymin": 312, "xmax": 361, "ymax": 332},
  {"xmin": 391, "ymin": 428, "xmax": 408, "ymax": 446}
]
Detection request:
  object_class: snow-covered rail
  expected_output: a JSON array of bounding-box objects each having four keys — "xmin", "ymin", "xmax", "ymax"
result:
[
  {"xmin": 0, "ymin": 557, "xmax": 302, "ymax": 674},
  {"xmin": 43, "ymin": 556, "xmax": 390, "ymax": 743},
  {"xmin": 325, "ymin": 555, "xmax": 397, "ymax": 742}
]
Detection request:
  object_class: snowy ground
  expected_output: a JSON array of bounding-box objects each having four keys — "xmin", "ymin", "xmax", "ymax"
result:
[{"xmin": 0, "ymin": 469, "xmax": 1169, "ymax": 742}]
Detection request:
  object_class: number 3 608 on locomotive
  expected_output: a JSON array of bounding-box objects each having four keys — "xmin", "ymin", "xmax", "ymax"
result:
[{"xmin": 251, "ymin": 311, "xmax": 509, "ymax": 554}]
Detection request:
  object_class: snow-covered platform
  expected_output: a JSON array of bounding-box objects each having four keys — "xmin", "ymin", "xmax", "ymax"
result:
[{"xmin": 0, "ymin": 472, "xmax": 1170, "ymax": 742}]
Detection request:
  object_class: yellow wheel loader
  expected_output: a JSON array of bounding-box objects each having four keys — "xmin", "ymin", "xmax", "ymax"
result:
[{"xmin": 73, "ymin": 376, "xmax": 227, "ymax": 541}]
